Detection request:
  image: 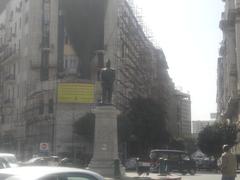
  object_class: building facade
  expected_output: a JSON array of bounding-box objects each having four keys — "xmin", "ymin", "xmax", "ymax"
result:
[
  {"xmin": 192, "ymin": 120, "xmax": 215, "ymax": 138},
  {"xmin": 0, "ymin": 0, "xmax": 179, "ymax": 159},
  {"xmin": 175, "ymin": 90, "xmax": 192, "ymax": 137},
  {"xmin": 217, "ymin": 0, "xmax": 240, "ymax": 153}
]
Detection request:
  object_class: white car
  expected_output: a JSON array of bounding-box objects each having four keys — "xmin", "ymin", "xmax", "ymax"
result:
[
  {"xmin": 0, "ymin": 153, "xmax": 18, "ymax": 168},
  {"xmin": 0, "ymin": 166, "xmax": 105, "ymax": 180}
]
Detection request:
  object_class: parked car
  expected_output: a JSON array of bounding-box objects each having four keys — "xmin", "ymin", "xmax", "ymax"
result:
[
  {"xmin": 21, "ymin": 156, "xmax": 60, "ymax": 166},
  {"xmin": 149, "ymin": 149, "xmax": 196, "ymax": 175},
  {"xmin": 196, "ymin": 157, "xmax": 218, "ymax": 171},
  {"xmin": 0, "ymin": 153, "xmax": 18, "ymax": 168},
  {"xmin": 0, "ymin": 166, "xmax": 105, "ymax": 180},
  {"xmin": 0, "ymin": 158, "xmax": 10, "ymax": 169}
]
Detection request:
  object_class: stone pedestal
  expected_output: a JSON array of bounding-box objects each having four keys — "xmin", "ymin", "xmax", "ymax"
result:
[{"xmin": 88, "ymin": 105, "xmax": 124, "ymax": 177}]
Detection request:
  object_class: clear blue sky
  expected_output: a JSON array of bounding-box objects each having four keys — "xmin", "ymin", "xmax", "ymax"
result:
[{"xmin": 134, "ymin": 0, "xmax": 224, "ymax": 120}]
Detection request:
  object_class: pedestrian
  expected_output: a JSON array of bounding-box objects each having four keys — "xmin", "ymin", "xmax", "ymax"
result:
[{"xmin": 219, "ymin": 144, "xmax": 237, "ymax": 180}]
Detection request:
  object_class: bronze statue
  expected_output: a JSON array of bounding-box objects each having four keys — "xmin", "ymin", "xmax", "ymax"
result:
[{"xmin": 100, "ymin": 60, "xmax": 115, "ymax": 104}]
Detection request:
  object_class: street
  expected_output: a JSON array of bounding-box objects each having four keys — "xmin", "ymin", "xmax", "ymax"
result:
[
  {"xmin": 180, "ymin": 172, "xmax": 240, "ymax": 180},
  {"xmin": 124, "ymin": 171, "xmax": 240, "ymax": 180}
]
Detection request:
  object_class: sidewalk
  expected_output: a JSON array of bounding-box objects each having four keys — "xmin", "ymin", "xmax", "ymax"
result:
[{"xmin": 104, "ymin": 172, "xmax": 181, "ymax": 180}]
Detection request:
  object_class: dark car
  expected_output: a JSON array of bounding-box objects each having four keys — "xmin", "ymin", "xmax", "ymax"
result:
[{"xmin": 149, "ymin": 149, "xmax": 196, "ymax": 175}]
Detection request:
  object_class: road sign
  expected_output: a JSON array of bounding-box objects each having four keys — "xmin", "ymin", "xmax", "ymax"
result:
[{"xmin": 40, "ymin": 143, "xmax": 49, "ymax": 151}]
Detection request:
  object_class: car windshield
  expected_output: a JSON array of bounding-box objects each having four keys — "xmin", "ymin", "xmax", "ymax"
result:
[{"xmin": 1, "ymin": 156, "xmax": 17, "ymax": 164}]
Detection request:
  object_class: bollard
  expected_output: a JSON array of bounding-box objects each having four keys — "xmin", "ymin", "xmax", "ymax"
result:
[
  {"xmin": 159, "ymin": 158, "xmax": 166, "ymax": 175},
  {"xmin": 114, "ymin": 159, "xmax": 121, "ymax": 178},
  {"xmin": 164, "ymin": 159, "xmax": 168, "ymax": 174}
]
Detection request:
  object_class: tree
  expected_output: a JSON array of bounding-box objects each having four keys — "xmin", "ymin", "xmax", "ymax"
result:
[
  {"xmin": 184, "ymin": 137, "xmax": 198, "ymax": 154},
  {"xmin": 118, "ymin": 97, "xmax": 170, "ymax": 158},
  {"xmin": 73, "ymin": 113, "xmax": 95, "ymax": 142},
  {"xmin": 197, "ymin": 121, "xmax": 237, "ymax": 158}
]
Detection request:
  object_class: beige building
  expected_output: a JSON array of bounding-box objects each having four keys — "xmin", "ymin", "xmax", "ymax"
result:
[
  {"xmin": 217, "ymin": 0, "xmax": 240, "ymax": 153},
  {"xmin": 0, "ymin": 0, "xmax": 178, "ymax": 159},
  {"xmin": 175, "ymin": 90, "xmax": 192, "ymax": 137}
]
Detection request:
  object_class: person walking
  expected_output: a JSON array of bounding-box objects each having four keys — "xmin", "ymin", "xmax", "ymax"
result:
[{"xmin": 220, "ymin": 144, "xmax": 237, "ymax": 180}]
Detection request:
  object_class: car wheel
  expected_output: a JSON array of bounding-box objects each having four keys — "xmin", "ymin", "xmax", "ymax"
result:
[{"xmin": 188, "ymin": 168, "xmax": 196, "ymax": 175}]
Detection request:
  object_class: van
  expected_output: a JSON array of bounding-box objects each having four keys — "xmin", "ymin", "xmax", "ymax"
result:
[{"xmin": 149, "ymin": 149, "xmax": 196, "ymax": 175}]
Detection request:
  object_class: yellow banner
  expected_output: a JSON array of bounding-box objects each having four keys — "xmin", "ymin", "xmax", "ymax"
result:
[{"xmin": 58, "ymin": 83, "xmax": 95, "ymax": 104}]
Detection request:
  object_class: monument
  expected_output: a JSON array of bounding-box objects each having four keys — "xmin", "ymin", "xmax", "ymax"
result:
[
  {"xmin": 100, "ymin": 60, "xmax": 115, "ymax": 104},
  {"xmin": 88, "ymin": 60, "xmax": 124, "ymax": 177}
]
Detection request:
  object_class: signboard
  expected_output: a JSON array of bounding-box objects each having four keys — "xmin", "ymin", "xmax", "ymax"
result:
[
  {"xmin": 58, "ymin": 83, "xmax": 95, "ymax": 104},
  {"xmin": 40, "ymin": 143, "xmax": 49, "ymax": 152}
]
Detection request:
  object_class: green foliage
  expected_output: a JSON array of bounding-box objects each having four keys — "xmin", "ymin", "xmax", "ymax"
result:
[
  {"xmin": 184, "ymin": 137, "xmax": 198, "ymax": 154},
  {"xmin": 118, "ymin": 97, "xmax": 170, "ymax": 157},
  {"xmin": 73, "ymin": 113, "xmax": 95, "ymax": 142},
  {"xmin": 168, "ymin": 137, "xmax": 197, "ymax": 154},
  {"xmin": 197, "ymin": 121, "xmax": 237, "ymax": 158}
]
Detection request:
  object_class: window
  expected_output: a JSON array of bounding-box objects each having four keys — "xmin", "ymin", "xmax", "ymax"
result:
[
  {"xmin": 25, "ymin": 13, "xmax": 29, "ymax": 24},
  {"xmin": 48, "ymin": 99, "xmax": 54, "ymax": 113},
  {"xmin": 39, "ymin": 99, "xmax": 44, "ymax": 115},
  {"xmin": 168, "ymin": 153, "xmax": 179, "ymax": 161},
  {"xmin": 19, "ymin": 17, "xmax": 22, "ymax": 29}
]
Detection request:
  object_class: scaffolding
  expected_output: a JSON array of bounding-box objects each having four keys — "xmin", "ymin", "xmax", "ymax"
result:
[{"xmin": 115, "ymin": 0, "xmax": 158, "ymax": 109}]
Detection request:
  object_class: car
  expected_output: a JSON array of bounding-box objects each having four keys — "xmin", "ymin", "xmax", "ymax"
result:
[
  {"xmin": 0, "ymin": 153, "xmax": 18, "ymax": 168},
  {"xmin": 21, "ymin": 156, "xmax": 60, "ymax": 166},
  {"xmin": 0, "ymin": 158, "xmax": 10, "ymax": 169},
  {"xmin": 149, "ymin": 149, "xmax": 197, "ymax": 175},
  {"xmin": 196, "ymin": 157, "xmax": 218, "ymax": 171},
  {"xmin": 0, "ymin": 166, "xmax": 105, "ymax": 180}
]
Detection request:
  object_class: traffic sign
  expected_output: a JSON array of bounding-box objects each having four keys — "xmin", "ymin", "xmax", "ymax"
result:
[{"xmin": 40, "ymin": 143, "xmax": 49, "ymax": 151}]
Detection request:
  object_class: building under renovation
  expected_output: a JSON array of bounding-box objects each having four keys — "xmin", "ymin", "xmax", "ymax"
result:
[
  {"xmin": 217, "ymin": 0, "xmax": 240, "ymax": 153},
  {"xmin": 0, "ymin": 0, "xmax": 188, "ymax": 160}
]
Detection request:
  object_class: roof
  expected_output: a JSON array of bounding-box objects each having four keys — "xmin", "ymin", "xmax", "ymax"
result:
[
  {"xmin": 0, "ymin": 166, "xmax": 104, "ymax": 180},
  {"xmin": 0, "ymin": 153, "xmax": 15, "ymax": 157}
]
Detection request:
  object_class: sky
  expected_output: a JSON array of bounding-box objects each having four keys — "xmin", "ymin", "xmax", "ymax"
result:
[{"xmin": 133, "ymin": 0, "xmax": 224, "ymax": 120}]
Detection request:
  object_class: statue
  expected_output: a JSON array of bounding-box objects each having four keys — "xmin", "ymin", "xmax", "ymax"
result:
[{"xmin": 100, "ymin": 60, "xmax": 115, "ymax": 104}]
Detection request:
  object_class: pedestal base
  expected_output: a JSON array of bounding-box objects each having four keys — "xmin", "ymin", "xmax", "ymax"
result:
[
  {"xmin": 88, "ymin": 105, "xmax": 125, "ymax": 177},
  {"xmin": 88, "ymin": 159, "xmax": 124, "ymax": 177}
]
